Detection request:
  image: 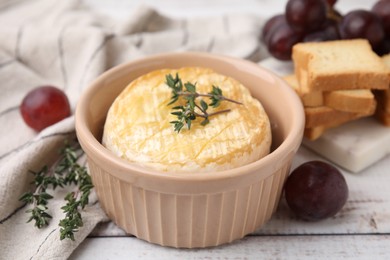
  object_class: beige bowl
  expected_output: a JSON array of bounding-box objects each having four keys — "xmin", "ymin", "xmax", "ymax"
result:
[{"xmin": 75, "ymin": 52, "xmax": 304, "ymax": 248}]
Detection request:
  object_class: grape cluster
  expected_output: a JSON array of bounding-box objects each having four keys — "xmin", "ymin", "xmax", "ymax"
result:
[{"xmin": 262, "ymin": 0, "xmax": 390, "ymax": 60}]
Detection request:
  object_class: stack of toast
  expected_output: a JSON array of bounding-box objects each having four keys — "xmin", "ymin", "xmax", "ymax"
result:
[
  {"xmin": 374, "ymin": 54, "xmax": 390, "ymax": 126},
  {"xmin": 284, "ymin": 39, "xmax": 390, "ymax": 140}
]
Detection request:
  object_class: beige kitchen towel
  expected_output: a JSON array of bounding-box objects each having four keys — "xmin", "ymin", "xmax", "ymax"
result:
[{"xmin": 0, "ymin": 0, "xmax": 267, "ymax": 259}]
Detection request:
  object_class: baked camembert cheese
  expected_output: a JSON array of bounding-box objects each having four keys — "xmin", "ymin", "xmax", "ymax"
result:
[{"xmin": 102, "ymin": 67, "xmax": 271, "ymax": 172}]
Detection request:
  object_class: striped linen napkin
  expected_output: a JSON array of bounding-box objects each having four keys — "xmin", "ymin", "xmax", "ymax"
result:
[{"xmin": 0, "ymin": 0, "xmax": 267, "ymax": 258}]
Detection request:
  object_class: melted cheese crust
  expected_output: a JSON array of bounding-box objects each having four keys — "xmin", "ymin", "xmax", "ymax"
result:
[{"xmin": 102, "ymin": 67, "xmax": 271, "ymax": 173}]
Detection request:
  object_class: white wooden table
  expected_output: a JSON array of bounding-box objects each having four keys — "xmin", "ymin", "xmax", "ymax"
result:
[{"xmin": 70, "ymin": 0, "xmax": 390, "ymax": 259}]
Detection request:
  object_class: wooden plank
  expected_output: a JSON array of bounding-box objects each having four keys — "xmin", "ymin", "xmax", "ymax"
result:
[{"xmin": 70, "ymin": 235, "xmax": 390, "ymax": 259}]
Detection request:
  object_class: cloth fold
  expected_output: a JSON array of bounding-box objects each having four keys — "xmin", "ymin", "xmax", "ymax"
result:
[{"xmin": 0, "ymin": 0, "xmax": 267, "ymax": 258}]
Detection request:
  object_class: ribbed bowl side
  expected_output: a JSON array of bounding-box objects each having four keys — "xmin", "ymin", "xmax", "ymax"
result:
[{"xmin": 87, "ymin": 157, "xmax": 293, "ymax": 248}]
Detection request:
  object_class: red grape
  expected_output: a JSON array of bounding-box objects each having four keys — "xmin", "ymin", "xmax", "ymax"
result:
[
  {"xmin": 372, "ymin": 0, "xmax": 390, "ymax": 36},
  {"xmin": 286, "ymin": 0, "xmax": 327, "ymax": 32},
  {"xmin": 284, "ymin": 161, "xmax": 348, "ymax": 221},
  {"xmin": 262, "ymin": 14, "xmax": 286, "ymax": 43},
  {"xmin": 20, "ymin": 86, "xmax": 71, "ymax": 131},
  {"xmin": 339, "ymin": 10, "xmax": 385, "ymax": 49},
  {"xmin": 304, "ymin": 18, "xmax": 340, "ymax": 42},
  {"xmin": 267, "ymin": 21, "xmax": 304, "ymax": 60},
  {"xmin": 374, "ymin": 37, "xmax": 390, "ymax": 55}
]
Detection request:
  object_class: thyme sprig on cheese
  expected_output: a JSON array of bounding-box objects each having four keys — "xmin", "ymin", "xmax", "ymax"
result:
[{"xmin": 166, "ymin": 73, "xmax": 242, "ymax": 133}]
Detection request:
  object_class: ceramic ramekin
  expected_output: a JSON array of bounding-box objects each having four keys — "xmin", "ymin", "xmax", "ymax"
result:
[{"xmin": 75, "ymin": 52, "xmax": 304, "ymax": 248}]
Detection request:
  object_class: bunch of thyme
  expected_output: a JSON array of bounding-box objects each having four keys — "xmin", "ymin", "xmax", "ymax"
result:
[
  {"xmin": 166, "ymin": 73, "xmax": 242, "ymax": 132},
  {"xmin": 19, "ymin": 139, "xmax": 93, "ymax": 241}
]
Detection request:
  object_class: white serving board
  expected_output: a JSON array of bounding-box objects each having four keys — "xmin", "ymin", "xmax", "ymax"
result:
[{"xmin": 259, "ymin": 58, "xmax": 390, "ymax": 173}]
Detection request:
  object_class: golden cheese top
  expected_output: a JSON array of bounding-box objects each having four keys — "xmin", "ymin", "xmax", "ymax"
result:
[{"xmin": 102, "ymin": 67, "xmax": 271, "ymax": 173}]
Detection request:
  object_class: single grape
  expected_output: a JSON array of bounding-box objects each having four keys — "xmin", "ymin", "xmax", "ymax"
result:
[
  {"xmin": 339, "ymin": 10, "xmax": 385, "ymax": 49},
  {"xmin": 20, "ymin": 86, "xmax": 71, "ymax": 131},
  {"xmin": 374, "ymin": 37, "xmax": 390, "ymax": 55},
  {"xmin": 372, "ymin": 0, "xmax": 390, "ymax": 36},
  {"xmin": 284, "ymin": 161, "xmax": 348, "ymax": 221},
  {"xmin": 262, "ymin": 14, "xmax": 286, "ymax": 44},
  {"xmin": 267, "ymin": 21, "xmax": 304, "ymax": 60},
  {"xmin": 286, "ymin": 0, "xmax": 327, "ymax": 32},
  {"xmin": 304, "ymin": 18, "xmax": 340, "ymax": 42}
]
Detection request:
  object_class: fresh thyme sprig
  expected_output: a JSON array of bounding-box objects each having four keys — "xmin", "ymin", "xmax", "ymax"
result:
[
  {"xmin": 19, "ymin": 139, "xmax": 93, "ymax": 241},
  {"xmin": 166, "ymin": 73, "xmax": 242, "ymax": 132}
]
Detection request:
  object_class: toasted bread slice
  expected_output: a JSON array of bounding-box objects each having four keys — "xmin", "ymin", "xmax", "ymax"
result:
[
  {"xmin": 284, "ymin": 74, "xmax": 376, "ymax": 113},
  {"xmin": 304, "ymin": 115, "xmax": 363, "ymax": 140},
  {"xmin": 374, "ymin": 89, "xmax": 390, "ymax": 113},
  {"xmin": 304, "ymin": 126, "xmax": 327, "ymax": 140},
  {"xmin": 375, "ymin": 103, "xmax": 390, "ymax": 126},
  {"xmin": 292, "ymin": 39, "xmax": 390, "ymax": 93},
  {"xmin": 283, "ymin": 74, "xmax": 323, "ymax": 107},
  {"xmin": 305, "ymin": 106, "xmax": 374, "ymax": 128},
  {"xmin": 383, "ymin": 54, "xmax": 390, "ymax": 68},
  {"xmin": 324, "ymin": 89, "xmax": 376, "ymax": 113},
  {"xmin": 373, "ymin": 55, "xmax": 390, "ymax": 126},
  {"xmin": 304, "ymin": 106, "xmax": 375, "ymax": 140},
  {"xmin": 375, "ymin": 55, "xmax": 390, "ymax": 111}
]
